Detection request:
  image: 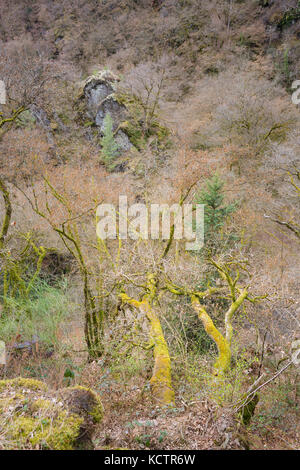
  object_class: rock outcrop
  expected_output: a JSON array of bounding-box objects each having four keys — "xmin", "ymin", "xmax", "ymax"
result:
[
  {"xmin": 0, "ymin": 378, "xmax": 103, "ymax": 450},
  {"xmin": 82, "ymin": 70, "xmax": 132, "ymax": 153},
  {"xmin": 77, "ymin": 69, "xmax": 170, "ymax": 169}
]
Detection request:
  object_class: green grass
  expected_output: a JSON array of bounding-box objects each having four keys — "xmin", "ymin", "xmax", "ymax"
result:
[{"xmin": 0, "ymin": 278, "xmax": 75, "ymax": 348}]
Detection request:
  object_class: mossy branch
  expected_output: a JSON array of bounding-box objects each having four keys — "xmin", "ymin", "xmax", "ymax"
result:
[
  {"xmin": 0, "ymin": 177, "xmax": 12, "ymax": 251},
  {"xmin": 21, "ymin": 178, "xmax": 105, "ymax": 358},
  {"xmin": 191, "ymin": 295, "xmax": 231, "ymax": 375},
  {"xmin": 0, "ymin": 106, "xmax": 26, "ymax": 132},
  {"xmin": 165, "ymin": 258, "xmax": 265, "ymax": 376},
  {"xmin": 120, "ymin": 274, "xmax": 175, "ymax": 405}
]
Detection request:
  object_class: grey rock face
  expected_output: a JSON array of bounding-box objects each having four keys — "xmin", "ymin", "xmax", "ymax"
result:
[
  {"xmin": 85, "ymin": 81, "xmax": 114, "ymax": 120},
  {"xmin": 83, "ymin": 70, "xmax": 132, "ymax": 153},
  {"xmin": 95, "ymin": 95, "xmax": 127, "ymax": 132},
  {"xmin": 115, "ymin": 130, "xmax": 132, "ymax": 152}
]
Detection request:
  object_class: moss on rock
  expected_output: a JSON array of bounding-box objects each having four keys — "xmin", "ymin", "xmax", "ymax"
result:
[
  {"xmin": 0, "ymin": 377, "xmax": 47, "ymax": 393},
  {"xmin": 0, "ymin": 378, "xmax": 103, "ymax": 450},
  {"xmin": 77, "ymin": 69, "xmax": 171, "ymax": 158},
  {"xmin": 7, "ymin": 413, "xmax": 83, "ymax": 450},
  {"xmin": 60, "ymin": 385, "xmax": 104, "ymax": 424}
]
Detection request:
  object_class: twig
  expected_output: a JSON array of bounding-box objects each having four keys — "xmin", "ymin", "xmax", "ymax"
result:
[{"xmin": 234, "ymin": 360, "xmax": 294, "ymax": 412}]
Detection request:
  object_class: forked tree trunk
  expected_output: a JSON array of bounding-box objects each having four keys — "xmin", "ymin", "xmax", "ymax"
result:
[
  {"xmin": 141, "ymin": 300, "xmax": 175, "ymax": 405},
  {"xmin": 191, "ymin": 296, "xmax": 231, "ymax": 376},
  {"xmin": 120, "ymin": 293, "xmax": 175, "ymax": 406},
  {"xmin": 191, "ymin": 288, "xmax": 249, "ymax": 376}
]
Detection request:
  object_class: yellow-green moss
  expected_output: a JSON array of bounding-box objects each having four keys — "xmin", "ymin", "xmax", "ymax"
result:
[
  {"xmin": 238, "ymin": 394, "xmax": 259, "ymax": 426},
  {"xmin": 0, "ymin": 378, "xmax": 47, "ymax": 393},
  {"xmin": 120, "ymin": 281, "xmax": 175, "ymax": 406},
  {"xmin": 64, "ymin": 386, "xmax": 104, "ymax": 423},
  {"xmin": 191, "ymin": 296, "xmax": 231, "ymax": 376},
  {"xmin": 7, "ymin": 412, "xmax": 83, "ymax": 450},
  {"xmin": 88, "ymin": 396, "xmax": 104, "ymax": 423},
  {"xmin": 31, "ymin": 398, "xmax": 55, "ymax": 413},
  {"xmin": 115, "ymin": 91, "xmax": 170, "ymax": 148},
  {"xmin": 147, "ymin": 309, "xmax": 175, "ymax": 405},
  {"xmin": 0, "ymin": 378, "xmax": 103, "ymax": 450},
  {"xmin": 138, "ymin": 297, "xmax": 175, "ymax": 406},
  {"xmin": 118, "ymin": 120, "xmax": 144, "ymax": 149}
]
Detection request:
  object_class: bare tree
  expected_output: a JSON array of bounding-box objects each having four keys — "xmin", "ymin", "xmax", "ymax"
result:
[
  {"xmin": 165, "ymin": 258, "xmax": 266, "ymax": 377},
  {"xmin": 118, "ymin": 58, "xmax": 168, "ymax": 137},
  {"xmin": 0, "ymin": 37, "xmax": 51, "ymax": 138},
  {"xmin": 265, "ymin": 167, "xmax": 300, "ymax": 241},
  {"xmin": 0, "ymin": 37, "xmax": 51, "ymax": 249}
]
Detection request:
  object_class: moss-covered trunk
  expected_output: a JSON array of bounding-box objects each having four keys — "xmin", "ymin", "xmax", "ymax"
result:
[
  {"xmin": 141, "ymin": 300, "xmax": 175, "ymax": 405},
  {"xmin": 191, "ymin": 295, "xmax": 231, "ymax": 375},
  {"xmin": 120, "ymin": 284, "xmax": 175, "ymax": 406}
]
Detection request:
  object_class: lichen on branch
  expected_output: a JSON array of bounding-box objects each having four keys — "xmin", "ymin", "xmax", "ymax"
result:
[{"xmin": 120, "ymin": 274, "xmax": 175, "ymax": 405}]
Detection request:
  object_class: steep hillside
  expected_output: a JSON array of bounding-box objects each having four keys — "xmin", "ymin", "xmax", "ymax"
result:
[{"xmin": 0, "ymin": 0, "xmax": 299, "ymax": 451}]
